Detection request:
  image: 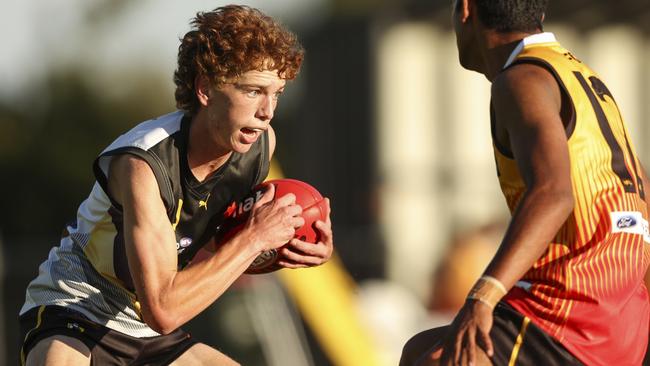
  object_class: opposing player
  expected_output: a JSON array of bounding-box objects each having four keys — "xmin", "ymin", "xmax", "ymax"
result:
[
  {"xmin": 19, "ymin": 5, "xmax": 334, "ymax": 365},
  {"xmin": 401, "ymin": 0, "xmax": 650, "ymax": 365}
]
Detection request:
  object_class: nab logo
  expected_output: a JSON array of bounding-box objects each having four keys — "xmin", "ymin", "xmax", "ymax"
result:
[
  {"xmin": 224, "ymin": 189, "xmax": 265, "ymax": 219},
  {"xmin": 176, "ymin": 237, "xmax": 193, "ymax": 254},
  {"xmin": 617, "ymin": 216, "xmax": 637, "ymax": 229}
]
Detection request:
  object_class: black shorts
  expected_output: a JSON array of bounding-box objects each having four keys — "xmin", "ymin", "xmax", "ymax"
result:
[
  {"xmin": 490, "ymin": 302, "xmax": 583, "ymax": 366},
  {"xmin": 19, "ymin": 305, "xmax": 198, "ymax": 366}
]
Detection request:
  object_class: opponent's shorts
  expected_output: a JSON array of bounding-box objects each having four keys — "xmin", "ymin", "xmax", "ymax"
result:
[
  {"xmin": 19, "ymin": 305, "xmax": 198, "ymax": 366},
  {"xmin": 490, "ymin": 302, "xmax": 583, "ymax": 365}
]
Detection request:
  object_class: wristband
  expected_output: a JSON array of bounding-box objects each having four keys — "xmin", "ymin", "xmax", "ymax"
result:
[{"xmin": 466, "ymin": 275, "xmax": 507, "ymax": 309}]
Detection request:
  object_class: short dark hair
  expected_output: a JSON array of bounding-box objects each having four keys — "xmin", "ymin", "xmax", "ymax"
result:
[
  {"xmin": 457, "ymin": 0, "xmax": 548, "ymax": 33},
  {"xmin": 174, "ymin": 5, "xmax": 304, "ymax": 115}
]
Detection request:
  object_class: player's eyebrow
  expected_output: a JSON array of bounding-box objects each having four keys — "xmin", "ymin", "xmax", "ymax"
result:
[{"xmin": 234, "ymin": 82, "xmax": 285, "ymax": 91}]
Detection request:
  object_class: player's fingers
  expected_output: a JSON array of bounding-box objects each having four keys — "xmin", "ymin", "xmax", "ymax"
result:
[
  {"xmin": 284, "ymin": 203, "xmax": 303, "ymax": 218},
  {"xmin": 314, "ymin": 219, "xmax": 332, "ymax": 241},
  {"xmin": 289, "ymin": 215, "xmax": 305, "ymax": 229},
  {"xmin": 275, "ymin": 260, "xmax": 309, "ymax": 269},
  {"xmin": 284, "ymin": 238, "xmax": 327, "ymax": 256},
  {"xmin": 479, "ymin": 328, "xmax": 494, "ymax": 357},
  {"xmin": 324, "ymin": 197, "xmax": 331, "ymax": 223},
  {"xmin": 275, "ymin": 192, "xmax": 297, "ymax": 206},
  {"xmin": 453, "ymin": 332, "xmax": 463, "ymax": 365},
  {"xmin": 280, "ymin": 241, "xmax": 330, "ymax": 266},
  {"xmin": 465, "ymin": 327, "xmax": 476, "ymax": 366},
  {"xmin": 277, "ymin": 252, "xmax": 321, "ymax": 266}
]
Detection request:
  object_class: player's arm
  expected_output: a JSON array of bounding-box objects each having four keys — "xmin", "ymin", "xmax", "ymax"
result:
[
  {"xmin": 484, "ymin": 63, "xmax": 574, "ymax": 290},
  {"xmin": 108, "ymin": 154, "xmax": 303, "ymax": 334},
  {"xmin": 440, "ymin": 63, "xmax": 574, "ymax": 365}
]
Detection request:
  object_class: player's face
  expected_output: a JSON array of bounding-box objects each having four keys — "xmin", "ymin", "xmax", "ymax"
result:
[
  {"xmin": 452, "ymin": 0, "xmax": 480, "ymax": 72},
  {"xmin": 207, "ymin": 69, "xmax": 285, "ymax": 154}
]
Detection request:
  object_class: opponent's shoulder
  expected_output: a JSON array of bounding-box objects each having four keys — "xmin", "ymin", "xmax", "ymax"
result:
[
  {"xmin": 492, "ymin": 63, "xmax": 559, "ymax": 101},
  {"xmin": 491, "ymin": 63, "xmax": 562, "ymax": 116}
]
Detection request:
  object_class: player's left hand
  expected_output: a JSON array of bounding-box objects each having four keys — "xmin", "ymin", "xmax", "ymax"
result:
[
  {"xmin": 438, "ymin": 299, "xmax": 494, "ymax": 366},
  {"xmin": 276, "ymin": 198, "xmax": 333, "ymax": 268}
]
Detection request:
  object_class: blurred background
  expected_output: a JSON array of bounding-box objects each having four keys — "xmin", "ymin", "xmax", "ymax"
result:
[{"xmin": 2, "ymin": 0, "xmax": 650, "ymax": 365}]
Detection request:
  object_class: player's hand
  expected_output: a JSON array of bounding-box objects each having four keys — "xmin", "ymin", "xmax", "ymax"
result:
[
  {"xmin": 276, "ymin": 198, "xmax": 333, "ymax": 268},
  {"xmin": 244, "ymin": 183, "xmax": 304, "ymax": 252},
  {"xmin": 439, "ymin": 299, "xmax": 494, "ymax": 366}
]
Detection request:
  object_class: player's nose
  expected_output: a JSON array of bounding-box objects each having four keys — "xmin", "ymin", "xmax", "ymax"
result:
[{"xmin": 256, "ymin": 95, "xmax": 275, "ymax": 121}]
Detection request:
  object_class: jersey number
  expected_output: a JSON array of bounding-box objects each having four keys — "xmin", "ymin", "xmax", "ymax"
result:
[{"xmin": 573, "ymin": 72, "xmax": 645, "ymax": 200}]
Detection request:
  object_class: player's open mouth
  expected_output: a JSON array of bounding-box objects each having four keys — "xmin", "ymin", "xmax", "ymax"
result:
[{"xmin": 240, "ymin": 127, "xmax": 263, "ymax": 144}]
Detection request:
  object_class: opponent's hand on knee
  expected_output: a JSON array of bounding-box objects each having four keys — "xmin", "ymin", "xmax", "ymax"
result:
[{"xmin": 440, "ymin": 300, "xmax": 494, "ymax": 366}]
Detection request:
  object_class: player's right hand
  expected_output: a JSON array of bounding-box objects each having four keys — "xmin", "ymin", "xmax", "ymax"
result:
[
  {"xmin": 438, "ymin": 299, "xmax": 494, "ymax": 366},
  {"xmin": 243, "ymin": 183, "xmax": 304, "ymax": 252}
]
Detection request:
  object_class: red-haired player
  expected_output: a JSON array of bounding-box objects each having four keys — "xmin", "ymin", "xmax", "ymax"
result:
[{"xmin": 19, "ymin": 6, "xmax": 333, "ymax": 365}]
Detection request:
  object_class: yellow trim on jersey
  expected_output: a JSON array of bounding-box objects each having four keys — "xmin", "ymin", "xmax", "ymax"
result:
[
  {"xmin": 172, "ymin": 199, "xmax": 184, "ymax": 231},
  {"xmin": 20, "ymin": 305, "xmax": 46, "ymax": 365},
  {"xmin": 508, "ymin": 316, "xmax": 531, "ymax": 366},
  {"xmin": 84, "ymin": 225, "xmax": 120, "ymax": 280}
]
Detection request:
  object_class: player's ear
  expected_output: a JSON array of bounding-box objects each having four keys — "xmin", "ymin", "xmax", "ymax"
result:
[
  {"xmin": 459, "ymin": 0, "xmax": 471, "ymax": 23},
  {"xmin": 195, "ymin": 75, "xmax": 211, "ymax": 107}
]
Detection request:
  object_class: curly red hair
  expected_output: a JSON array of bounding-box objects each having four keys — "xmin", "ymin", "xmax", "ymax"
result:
[{"xmin": 174, "ymin": 5, "xmax": 304, "ymax": 114}]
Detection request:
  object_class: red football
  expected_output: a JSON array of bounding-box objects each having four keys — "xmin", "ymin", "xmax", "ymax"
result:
[
  {"xmin": 267, "ymin": 178, "xmax": 327, "ymax": 244},
  {"xmin": 212, "ymin": 179, "xmax": 327, "ymax": 273},
  {"xmin": 246, "ymin": 179, "xmax": 328, "ymax": 273}
]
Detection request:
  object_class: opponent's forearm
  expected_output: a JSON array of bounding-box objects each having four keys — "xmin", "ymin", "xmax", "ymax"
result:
[{"xmin": 482, "ymin": 184, "xmax": 574, "ymax": 292}]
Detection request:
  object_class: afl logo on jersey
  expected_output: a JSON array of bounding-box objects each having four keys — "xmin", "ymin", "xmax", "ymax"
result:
[
  {"xmin": 176, "ymin": 237, "xmax": 193, "ymax": 254},
  {"xmin": 617, "ymin": 216, "xmax": 637, "ymax": 229},
  {"xmin": 223, "ymin": 189, "xmax": 265, "ymax": 219}
]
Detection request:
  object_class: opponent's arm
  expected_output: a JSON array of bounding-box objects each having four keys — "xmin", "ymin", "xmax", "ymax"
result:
[
  {"xmin": 440, "ymin": 63, "xmax": 574, "ymax": 365},
  {"xmin": 484, "ymin": 63, "xmax": 574, "ymax": 291},
  {"xmin": 108, "ymin": 154, "xmax": 303, "ymax": 334}
]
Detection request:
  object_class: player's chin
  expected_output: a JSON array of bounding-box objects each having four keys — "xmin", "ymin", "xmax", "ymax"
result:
[{"xmin": 231, "ymin": 140, "xmax": 255, "ymax": 154}]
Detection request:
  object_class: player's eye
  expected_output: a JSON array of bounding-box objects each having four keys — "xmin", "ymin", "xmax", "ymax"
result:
[
  {"xmin": 273, "ymin": 90, "xmax": 284, "ymax": 100},
  {"xmin": 246, "ymin": 89, "xmax": 260, "ymax": 98}
]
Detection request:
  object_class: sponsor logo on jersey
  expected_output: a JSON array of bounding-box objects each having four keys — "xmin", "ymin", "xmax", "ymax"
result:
[
  {"xmin": 223, "ymin": 189, "xmax": 265, "ymax": 219},
  {"xmin": 610, "ymin": 211, "xmax": 650, "ymax": 244},
  {"xmin": 176, "ymin": 237, "xmax": 193, "ymax": 254},
  {"xmin": 617, "ymin": 216, "xmax": 637, "ymax": 229},
  {"xmin": 67, "ymin": 322, "xmax": 85, "ymax": 333},
  {"xmin": 199, "ymin": 193, "xmax": 210, "ymax": 210}
]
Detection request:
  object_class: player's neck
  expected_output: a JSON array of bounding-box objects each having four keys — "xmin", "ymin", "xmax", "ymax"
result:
[
  {"xmin": 187, "ymin": 113, "xmax": 233, "ymax": 182},
  {"xmin": 482, "ymin": 30, "xmax": 536, "ymax": 81}
]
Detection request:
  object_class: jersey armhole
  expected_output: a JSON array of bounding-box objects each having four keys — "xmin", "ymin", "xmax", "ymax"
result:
[
  {"xmin": 93, "ymin": 147, "xmax": 175, "ymax": 216},
  {"xmin": 507, "ymin": 58, "xmax": 577, "ymax": 139}
]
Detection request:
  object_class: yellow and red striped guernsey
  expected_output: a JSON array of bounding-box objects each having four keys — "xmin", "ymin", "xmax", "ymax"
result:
[{"xmin": 494, "ymin": 39, "xmax": 650, "ymax": 366}]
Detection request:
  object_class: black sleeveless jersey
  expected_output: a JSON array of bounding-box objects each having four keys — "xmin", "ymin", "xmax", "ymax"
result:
[{"xmin": 21, "ymin": 110, "xmax": 270, "ymax": 337}]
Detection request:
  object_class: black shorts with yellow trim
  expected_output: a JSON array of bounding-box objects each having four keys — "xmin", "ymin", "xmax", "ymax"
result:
[
  {"xmin": 490, "ymin": 302, "xmax": 583, "ymax": 366},
  {"xmin": 19, "ymin": 305, "xmax": 198, "ymax": 366}
]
